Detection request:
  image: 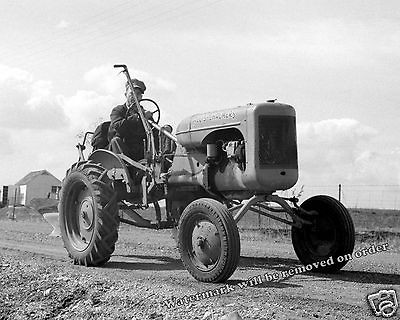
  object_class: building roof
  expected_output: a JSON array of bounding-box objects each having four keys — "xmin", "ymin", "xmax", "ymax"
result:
[{"xmin": 15, "ymin": 170, "xmax": 61, "ymax": 186}]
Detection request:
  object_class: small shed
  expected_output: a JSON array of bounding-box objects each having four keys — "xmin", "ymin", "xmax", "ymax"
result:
[{"xmin": 11, "ymin": 170, "xmax": 62, "ymax": 206}]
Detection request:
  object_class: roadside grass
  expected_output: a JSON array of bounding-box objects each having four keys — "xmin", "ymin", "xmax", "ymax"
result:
[
  {"xmin": 237, "ymin": 208, "xmax": 400, "ymax": 252},
  {"xmin": 0, "ymin": 206, "xmax": 44, "ymax": 222},
  {"xmin": 348, "ymin": 208, "xmax": 400, "ymax": 232}
]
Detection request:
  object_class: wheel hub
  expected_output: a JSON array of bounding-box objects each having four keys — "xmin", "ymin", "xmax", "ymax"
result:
[
  {"xmin": 306, "ymin": 213, "xmax": 336, "ymax": 257},
  {"xmin": 191, "ymin": 221, "xmax": 221, "ymax": 268},
  {"xmin": 79, "ymin": 199, "xmax": 94, "ymax": 230}
]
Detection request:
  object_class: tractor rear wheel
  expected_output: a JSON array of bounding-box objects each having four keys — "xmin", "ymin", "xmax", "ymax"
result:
[
  {"xmin": 59, "ymin": 161, "xmax": 119, "ymax": 266},
  {"xmin": 291, "ymin": 195, "xmax": 355, "ymax": 272},
  {"xmin": 178, "ymin": 198, "xmax": 240, "ymax": 282}
]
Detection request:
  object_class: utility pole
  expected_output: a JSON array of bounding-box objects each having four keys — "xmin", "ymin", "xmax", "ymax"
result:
[
  {"xmin": 12, "ymin": 188, "xmax": 17, "ymax": 220},
  {"xmin": 338, "ymin": 184, "xmax": 342, "ymax": 202}
]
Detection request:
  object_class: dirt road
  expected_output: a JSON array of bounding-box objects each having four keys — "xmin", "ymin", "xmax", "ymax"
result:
[{"xmin": 0, "ymin": 219, "xmax": 399, "ymax": 319}]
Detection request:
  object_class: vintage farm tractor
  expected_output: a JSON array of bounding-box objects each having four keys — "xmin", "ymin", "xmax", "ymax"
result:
[{"xmin": 59, "ymin": 64, "xmax": 355, "ymax": 282}]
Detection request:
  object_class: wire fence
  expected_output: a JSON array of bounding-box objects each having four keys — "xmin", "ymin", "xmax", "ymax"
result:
[
  {"xmin": 238, "ymin": 184, "xmax": 400, "ymax": 231},
  {"xmin": 276, "ymin": 184, "xmax": 400, "ymax": 210}
]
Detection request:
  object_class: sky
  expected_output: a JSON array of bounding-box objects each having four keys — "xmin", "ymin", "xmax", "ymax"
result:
[{"xmin": 0, "ymin": 0, "xmax": 399, "ymax": 208}]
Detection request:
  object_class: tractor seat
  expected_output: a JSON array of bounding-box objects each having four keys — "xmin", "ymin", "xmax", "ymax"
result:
[{"xmin": 91, "ymin": 121, "xmax": 111, "ymax": 151}]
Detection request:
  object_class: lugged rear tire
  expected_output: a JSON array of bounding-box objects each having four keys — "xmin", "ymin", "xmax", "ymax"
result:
[
  {"xmin": 178, "ymin": 198, "xmax": 240, "ymax": 283},
  {"xmin": 291, "ymin": 195, "xmax": 355, "ymax": 272},
  {"xmin": 59, "ymin": 161, "xmax": 119, "ymax": 266}
]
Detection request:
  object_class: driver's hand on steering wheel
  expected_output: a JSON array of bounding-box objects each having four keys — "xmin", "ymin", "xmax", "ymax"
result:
[{"xmin": 144, "ymin": 110, "xmax": 153, "ymax": 120}]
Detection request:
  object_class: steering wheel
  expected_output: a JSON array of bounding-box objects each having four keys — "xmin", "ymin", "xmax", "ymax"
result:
[{"xmin": 139, "ymin": 98, "xmax": 161, "ymax": 124}]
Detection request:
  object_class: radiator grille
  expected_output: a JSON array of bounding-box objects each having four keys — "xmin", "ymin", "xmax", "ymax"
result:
[{"xmin": 258, "ymin": 115, "xmax": 297, "ymax": 168}]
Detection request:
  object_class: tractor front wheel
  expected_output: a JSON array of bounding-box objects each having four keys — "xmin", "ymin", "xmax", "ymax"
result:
[
  {"xmin": 59, "ymin": 161, "xmax": 119, "ymax": 266},
  {"xmin": 291, "ymin": 195, "xmax": 355, "ymax": 272},
  {"xmin": 178, "ymin": 198, "xmax": 240, "ymax": 282}
]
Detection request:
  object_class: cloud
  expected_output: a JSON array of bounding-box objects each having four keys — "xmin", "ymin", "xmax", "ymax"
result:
[
  {"xmin": 0, "ymin": 64, "xmax": 32, "ymax": 83},
  {"xmin": 299, "ymin": 118, "xmax": 377, "ymax": 147},
  {"xmin": 56, "ymin": 20, "xmax": 70, "ymax": 29},
  {"xmin": 79, "ymin": 64, "xmax": 178, "ymax": 128},
  {"xmin": 285, "ymin": 118, "xmax": 400, "ymax": 208},
  {"xmin": 297, "ymin": 117, "xmax": 400, "ymax": 187},
  {"xmin": 0, "ymin": 128, "xmax": 78, "ymax": 184},
  {"xmin": 0, "ymin": 63, "xmax": 176, "ymax": 137},
  {"xmin": 27, "ymin": 80, "xmax": 53, "ymax": 108},
  {"xmin": 0, "ymin": 64, "xmax": 112, "ymax": 184},
  {"xmin": 84, "ymin": 64, "xmax": 177, "ymax": 94},
  {"xmin": 0, "ymin": 64, "xmax": 67, "ymax": 130},
  {"xmin": 83, "ymin": 65, "xmax": 126, "ymax": 95},
  {"xmin": 152, "ymin": 77, "xmax": 177, "ymax": 92},
  {"xmin": 123, "ymin": 69, "xmax": 176, "ymax": 92},
  {"xmin": 297, "ymin": 118, "xmax": 379, "ymax": 184},
  {"xmin": 0, "ymin": 64, "xmax": 123, "ymax": 133},
  {"xmin": 58, "ymin": 90, "xmax": 117, "ymax": 131},
  {"xmin": 0, "ymin": 63, "xmax": 178, "ymax": 185},
  {"xmin": 0, "ymin": 129, "xmax": 13, "ymax": 154},
  {"xmin": 351, "ymin": 150, "xmax": 400, "ymax": 186}
]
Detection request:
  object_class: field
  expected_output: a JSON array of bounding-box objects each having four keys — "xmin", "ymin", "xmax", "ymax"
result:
[
  {"xmin": 236, "ymin": 207, "xmax": 400, "ymax": 251},
  {"xmin": 237, "ymin": 207, "xmax": 400, "ymax": 231}
]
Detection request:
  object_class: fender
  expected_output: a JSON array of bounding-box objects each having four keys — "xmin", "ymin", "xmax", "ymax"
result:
[{"xmin": 89, "ymin": 149, "xmax": 133, "ymax": 192}]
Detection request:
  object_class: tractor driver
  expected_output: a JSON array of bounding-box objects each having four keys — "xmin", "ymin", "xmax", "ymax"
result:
[{"xmin": 108, "ymin": 78, "xmax": 153, "ymax": 160}]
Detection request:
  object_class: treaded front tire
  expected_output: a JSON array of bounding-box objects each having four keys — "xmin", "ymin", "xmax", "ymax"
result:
[
  {"xmin": 291, "ymin": 195, "xmax": 355, "ymax": 272},
  {"xmin": 178, "ymin": 198, "xmax": 240, "ymax": 283},
  {"xmin": 59, "ymin": 161, "xmax": 119, "ymax": 266}
]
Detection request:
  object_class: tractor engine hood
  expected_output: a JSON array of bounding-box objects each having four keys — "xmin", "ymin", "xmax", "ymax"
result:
[
  {"xmin": 176, "ymin": 105, "xmax": 248, "ymax": 148},
  {"xmin": 175, "ymin": 103, "xmax": 294, "ymax": 149}
]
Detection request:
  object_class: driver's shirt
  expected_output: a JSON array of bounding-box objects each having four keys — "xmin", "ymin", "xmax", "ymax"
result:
[{"xmin": 108, "ymin": 102, "xmax": 146, "ymax": 145}]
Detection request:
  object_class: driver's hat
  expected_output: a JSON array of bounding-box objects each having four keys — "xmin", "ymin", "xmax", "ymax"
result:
[{"xmin": 126, "ymin": 78, "xmax": 146, "ymax": 94}]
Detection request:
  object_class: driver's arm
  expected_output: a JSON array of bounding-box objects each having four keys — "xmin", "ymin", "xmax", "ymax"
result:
[
  {"xmin": 127, "ymin": 106, "xmax": 152, "ymax": 121},
  {"xmin": 109, "ymin": 104, "xmax": 141, "ymax": 138}
]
